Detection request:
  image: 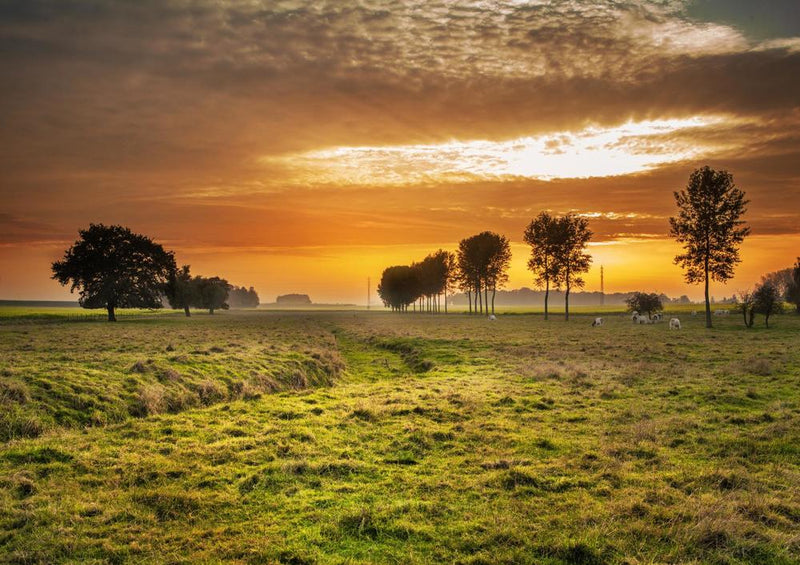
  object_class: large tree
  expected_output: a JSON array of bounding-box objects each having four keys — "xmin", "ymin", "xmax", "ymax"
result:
[
  {"xmin": 523, "ymin": 212, "xmax": 562, "ymax": 320},
  {"xmin": 52, "ymin": 224, "xmax": 176, "ymax": 321},
  {"xmin": 669, "ymin": 167, "xmax": 750, "ymax": 328},
  {"xmin": 553, "ymin": 214, "xmax": 592, "ymax": 321},
  {"xmin": 456, "ymin": 232, "xmax": 511, "ymax": 315}
]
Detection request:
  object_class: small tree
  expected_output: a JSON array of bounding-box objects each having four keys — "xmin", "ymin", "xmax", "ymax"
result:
[
  {"xmin": 625, "ymin": 292, "xmax": 663, "ymax": 318},
  {"xmin": 554, "ymin": 214, "xmax": 592, "ymax": 321},
  {"xmin": 195, "ymin": 276, "xmax": 230, "ymax": 314},
  {"xmin": 166, "ymin": 265, "xmax": 198, "ymax": 317},
  {"xmin": 524, "ymin": 212, "xmax": 562, "ymax": 320},
  {"xmin": 787, "ymin": 257, "xmax": 800, "ymax": 314},
  {"xmin": 735, "ymin": 289, "xmax": 756, "ymax": 328},
  {"xmin": 52, "ymin": 224, "xmax": 176, "ymax": 321},
  {"xmin": 669, "ymin": 167, "xmax": 750, "ymax": 328},
  {"xmin": 753, "ymin": 281, "xmax": 782, "ymax": 328}
]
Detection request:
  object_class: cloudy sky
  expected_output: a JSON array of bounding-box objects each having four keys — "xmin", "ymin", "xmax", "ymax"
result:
[{"xmin": 1, "ymin": 0, "xmax": 799, "ymax": 303}]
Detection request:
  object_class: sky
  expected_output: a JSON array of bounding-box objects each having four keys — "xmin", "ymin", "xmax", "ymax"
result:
[{"xmin": 1, "ymin": 0, "xmax": 799, "ymax": 304}]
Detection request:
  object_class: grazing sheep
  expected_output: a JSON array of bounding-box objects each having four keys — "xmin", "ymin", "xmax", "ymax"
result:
[
  {"xmin": 488, "ymin": 314, "xmax": 497, "ymax": 321},
  {"xmin": 637, "ymin": 315, "xmax": 650, "ymax": 324},
  {"xmin": 652, "ymin": 313, "xmax": 662, "ymax": 322},
  {"xmin": 631, "ymin": 311, "xmax": 639, "ymax": 322},
  {"xmin": 592, "ymin": 317, "xmax": 603, "ymax": 327},
  {"xmin": 670, "ymin": 318, "xmax": 681, "ymax": 330},
  {"xmin": 714, "ymin": 309, "xmax": 730, "ymax": 316}
]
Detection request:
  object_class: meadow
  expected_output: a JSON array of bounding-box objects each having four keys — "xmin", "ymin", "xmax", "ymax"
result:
[{"xmin": 0, "ymin": 307, "xmax": 798, "ymax": 564}]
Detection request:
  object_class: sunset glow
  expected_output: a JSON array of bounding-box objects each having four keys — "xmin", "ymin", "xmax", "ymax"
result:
[{"xmin": 268, "ymin": 117, "xmax": 733, "ymax": 185}]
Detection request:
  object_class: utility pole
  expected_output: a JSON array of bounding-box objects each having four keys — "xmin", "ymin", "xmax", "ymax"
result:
[
  {"xmin": 367, "ymin": 277, "xmax": 370, "ymax": 310},
  {"xmin": 600, "ymin": 265, "xmax": 605, "ymax": 306}
]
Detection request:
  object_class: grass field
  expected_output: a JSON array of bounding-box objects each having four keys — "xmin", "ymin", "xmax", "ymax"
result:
[{"xmin": 1, "ymin": 308, "xmax": 798, "ymax": 564}]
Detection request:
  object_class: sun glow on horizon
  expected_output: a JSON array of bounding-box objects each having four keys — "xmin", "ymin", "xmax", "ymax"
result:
[{"xmin": 264, "ymin": 116, "xmax": 738, "ymax": 186}]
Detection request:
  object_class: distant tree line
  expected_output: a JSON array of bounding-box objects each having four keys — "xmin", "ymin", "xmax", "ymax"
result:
[{"xmin": 52, "ymin": 224, "xmax": 260, "ymax": 321}]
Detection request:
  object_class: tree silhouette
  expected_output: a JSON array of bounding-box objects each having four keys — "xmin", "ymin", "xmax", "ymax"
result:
[
  {"xmin": 194, "ymin": 276, "xmax": 231, "ymax": 314},
  {"xmin": 786, "ymin": 258, "xmax": 800, "ymax": 314},
  {"xmin": 669, "ymin": 167, "xmax": 750, "ymax": 328},
  {"xmin": 456, "ymin": 232, "xmax": 510, "ymax": 315},
  {"xmin": 166, "ymin": 265, "xmax": 198, "ymax": 317},
  {"xmin": 753, "ymin": 281, "xmax": 782, "ymax": 328},
  {"xmin": 52, "ymin": 224, "xmax": 176, "ymax": 321},
  {"xmin": 484, "ymin": 233, "xmax": 512, "ymax": 315},
  {"xmin": 377, "ymin": 265, "xmax": 420, "ymax": 312},
  {"xmin": 625, "ymin": 292, "xmax": 663, "ymax": 318},
  {"xmin": 229, "ymin": 285, "xmax": 260, "ymax": 308},
  {"xmin": 553, "ymin": 214, "xmax": 592, "ymax": 321},
  {"xmin": 524, "ymin": 212, "xmax": 562, "ymax": 320}
]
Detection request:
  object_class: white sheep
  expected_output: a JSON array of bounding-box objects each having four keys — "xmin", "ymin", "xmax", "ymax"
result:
[
  {"xmin": 714, "ymin": 309, "xmax": 730, "ymax": 316},
  {"xmin": 652, "ymin": 313, "xmax": 662, "ymax": 322},
  {"xmin": 670, "ymin": 318, "xmax": 681, "ymax": 330},
  {"xmin": 592, "ymin": 317, "xmax": 603, "ymax": 327},
  {"xmin": 488, "ymin": 314, "xmax": 497, "ymax": 321},
  {"xmin": 631, "ymin": 311, "xmax": 639, "ymax": 322},
  {"xmin": 636, "ymin": 314, "xmax": 650, "ymax": 324}
]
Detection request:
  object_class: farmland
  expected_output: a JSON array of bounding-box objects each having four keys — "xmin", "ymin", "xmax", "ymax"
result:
[{"xmin": 1, "ymin": 308, "xmax": 799, "ymax": 564}]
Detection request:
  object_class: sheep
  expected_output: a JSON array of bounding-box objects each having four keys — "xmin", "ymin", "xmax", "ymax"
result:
[
  {"xmin": 636, "ymin": 314, "xmax": 650, "ymax": 324},
  {"xmin": 488, "ymin": 314, "xmax": 497, "ymax": 321},
  {"xmin": 652, "ymin": 313, "xmax": 662, "ymax": 322},
  {"xmin": 631, "ymin": 311, "xmax": 639, "ymax": 322},
  {"xmin": 592, "ymin": 317, "xmax": 603, "ymax": 327},
  {"xmin": 670, "ymin": 318, "xmax": 681, "ymax": 330},
  {"xmin": 714, "ymin": 309, "xmax": 730, "ymax": 316}
]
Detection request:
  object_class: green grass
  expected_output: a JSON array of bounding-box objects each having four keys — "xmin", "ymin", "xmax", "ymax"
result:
[{"xmin": 1, "ymin": 308, "xmax": 799, "ymax": 564}]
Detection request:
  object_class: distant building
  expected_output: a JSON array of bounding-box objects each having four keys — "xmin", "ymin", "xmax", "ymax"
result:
[{"xmin": 276, "ymin": 293, "xmax": 312, "ymax": 305}]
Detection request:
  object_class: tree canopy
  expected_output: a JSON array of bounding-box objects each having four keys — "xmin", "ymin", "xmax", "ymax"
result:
[
  {"xmin": 524, "ymin": 212, "xmax": 562, "ymax": 320},
  {"xmin": 52, "ymin": 224, "xmax": 176, "ymax": 321},
  {"xmin": 669, "ymin": 167, "xmax": 750, "ymax": 328}
]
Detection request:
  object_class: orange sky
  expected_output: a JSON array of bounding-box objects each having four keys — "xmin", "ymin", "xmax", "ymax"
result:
[{"xmin": 1, "ymin": 1, "xmax": 799, "ymax": 304}]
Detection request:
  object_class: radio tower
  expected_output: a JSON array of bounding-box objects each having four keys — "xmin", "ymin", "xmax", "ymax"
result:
[
  {"xmin": 600, "ymin": 265, "xmax": 605, "ymax": 305},
  {"xmin": 367, "ymin": 277, "xmax": 371, "ymax": 310}
]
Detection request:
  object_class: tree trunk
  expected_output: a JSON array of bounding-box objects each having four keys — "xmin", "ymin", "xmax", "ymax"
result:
[
  {"xmin": 544, "ymin": 279, "xmax": 549, "ymax": 321},
  {"xmin": 491, "ymin": 286, "xmax": 496, "ymax": 315},
  {"xmin": 445, "ymin": 290, "xmax": 448, "ymax": 314},
  {"xmin": 765, "ymin": 313, "xmax": 770, "ymax": 328},
  {"xmin": 704, "ymin": 247, "xmax": 712, "ymax": 328},
  {"xmin": 209, "ymin": 307, "xmax": 215, "ymax": 315},
  {"xmin": 184, "ymin": 305, "xmax": 191, "ymax": 317},
  {"xmin": 107, "ymin": 304, "xmax": 116, "ymax": 322},
  {"xmin": 565, "ymin": 283, "xmax": 570, "ymax": 321},
  {"xmin": 467, "ymin": 290, "xmax": 472, "ymax": 314},
  {"xmin": 484, "ymin": 285, "xmax": 489, "ymax": 317},
  {"xmin": 748, "ymin": 309, "xmax": 754, "ymax": 328}
]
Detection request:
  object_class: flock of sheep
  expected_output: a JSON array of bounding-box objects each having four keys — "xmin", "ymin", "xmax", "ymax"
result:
[
  {"xmin": 484, "ymin": 308, "xmax": 733, "ymax": 327},
  {"xmin": 592, "ymin": 311, "xmax": 682, "ymax": 329}
]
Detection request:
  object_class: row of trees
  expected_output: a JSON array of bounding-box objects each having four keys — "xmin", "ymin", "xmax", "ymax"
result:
[
  {"xmin": 378, "ymin": 232, "xmax": 516, "ymax": 315},
  {"xmin": 377, "ymin": 249, "xmax": 457, "ymax": 313},
  {"xmin": 379, "ymin": 217, "xmax": 594, "ymax": 320},
  {"xmin": 52, "ymin": 224, "xmax": 259, "ymax": 321}
]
